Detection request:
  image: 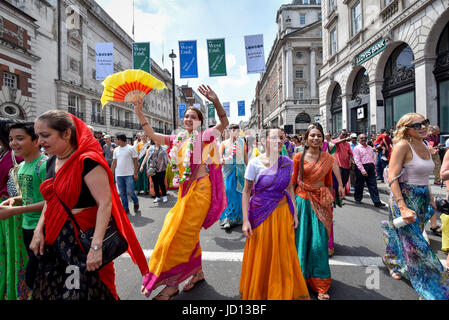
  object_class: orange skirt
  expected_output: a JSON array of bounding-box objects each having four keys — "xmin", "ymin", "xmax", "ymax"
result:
[{"xmin": 239, "ymin": 198, "xmax": 310, "ymax": 300}]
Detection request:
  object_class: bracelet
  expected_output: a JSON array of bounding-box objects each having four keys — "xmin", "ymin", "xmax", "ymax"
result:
[
  {"xmin": 142, "ymin": 122, "xmax": 149, "ymax": 128},
  {"xmin": 395, "ymin": 197, "xmax": 404, "ymax": 203}
]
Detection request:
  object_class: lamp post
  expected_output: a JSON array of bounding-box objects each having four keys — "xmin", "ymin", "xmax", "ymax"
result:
[{"xmin": 169, "ymin": 49, "xmax": 177, "ymax": 131}]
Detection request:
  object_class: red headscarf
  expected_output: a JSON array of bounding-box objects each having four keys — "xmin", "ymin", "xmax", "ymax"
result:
[{"xmin": 39, "ymin": 114, "xmax": 149, "ymax": 279}]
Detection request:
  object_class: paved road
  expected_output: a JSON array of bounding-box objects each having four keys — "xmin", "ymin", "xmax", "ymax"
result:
[{"xmin": 114, "ymin": 183, "xmax": 448, "ymax": 301}]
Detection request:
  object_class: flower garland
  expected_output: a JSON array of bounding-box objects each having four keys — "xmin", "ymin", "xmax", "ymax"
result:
[
  {"xmin": 222, "ymin": 142, "xmax": 237, "ymax": 163},
  {"xmin": 169, "ymin": 130, "xmax": 198, "ymax": 187}
]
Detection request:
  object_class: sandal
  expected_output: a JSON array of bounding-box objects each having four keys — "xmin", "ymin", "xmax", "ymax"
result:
[
  {"xmin": 183, "ymin": 272, "xmax": 205, "ymax": 292},
  {"xmin": 430, "ymin": 226, "xmax": 442, "ymax": 236},
  {"xmin": 153, "ymin": 286, "xmax": 179, "ymax": 300},
  {"xmin": 389, "ymin": 269, "xmax": 402, "ymax": 280},
  {"xmin": 318, "ymin": 293, "xmax": 330, "ymax": 300}
]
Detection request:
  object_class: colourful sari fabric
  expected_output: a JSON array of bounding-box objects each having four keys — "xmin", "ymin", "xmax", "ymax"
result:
[
  {"xmin": 240, "ymin": 156, "xmax": 309, "ymax": 300},
  {"xmin": 0, "ymin": 151, "xmax": 29, "ymax": 300},
  {"xmin": 135, "ymin": 143, "xmax": 150, "ymax": 193},
  {"xmin": 292, "ymin": 152, "xmax": 334, "ymax": 294},
  {"xmin": 219, "ymin": 139, "xmax": 246, "ymax": 226},
  {"xmin": 36, "ymin": 114, "xmax": 148, "ymax": 299},
  {"xmin": 381, "ymin": 183, "xmax": 449, "ymax": 300},
  {"xmin": 142, "ymin": 130, "xmax": 226, "ymax": 294}
]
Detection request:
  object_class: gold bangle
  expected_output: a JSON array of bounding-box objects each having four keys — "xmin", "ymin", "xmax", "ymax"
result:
[{"xmin": 142, "ymin": 122, "xmax": 149, "ymax": 128}]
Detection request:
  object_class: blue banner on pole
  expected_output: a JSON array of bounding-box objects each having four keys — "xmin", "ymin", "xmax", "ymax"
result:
[
  {"xmin": 179, "ymin": 40, "xmax": 198, "ymax": 78},
  {"xmin": 179, "ymin": 104, "xmax": 186, "ymax": 119},
  {"xmin": 238, "ymin": 101, "xmax": 245, "ymax": 117},
  {"xmin": 223, "ymin": 102, "xmax": 230, "ymax": 117}
]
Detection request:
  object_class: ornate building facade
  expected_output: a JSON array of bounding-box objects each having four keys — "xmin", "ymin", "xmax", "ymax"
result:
[
  {"xmin": 0, "ymin": 0, "xmax": 175, "ymax": 138},
  {"xmin": 259, "ymin": 0, "xmax": 323, "ymax": 135},
  {"xmin": 318, "ymin": 0, "xmax": 449, "ymax": 137}
]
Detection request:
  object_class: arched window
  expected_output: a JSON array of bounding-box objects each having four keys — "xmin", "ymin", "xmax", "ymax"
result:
[
  {"xmin": 352, "ymin": 68, "xmax": 369, "ymax": 99},
  {"xmin": 295, "ymin": 112, "xmax": 311, "ymax": 123},
  {"xmin": 331, "ymin": 84, "xmax": 342, "ymax": 134},
  {"xmin": 383, "ymin": 43, "xmax": 415, "ymax": 130},
  {"xmin": 435, "ymin": 22, "xmax": 449, "ymax": 133}
]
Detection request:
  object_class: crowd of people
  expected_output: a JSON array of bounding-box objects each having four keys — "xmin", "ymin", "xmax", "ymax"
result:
[{"xmin": 0, "ymin": 85, "xmax": 448, "ymax": 300}]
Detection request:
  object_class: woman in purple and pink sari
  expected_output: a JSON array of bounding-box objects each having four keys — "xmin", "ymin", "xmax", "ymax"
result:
[
  {"xmin": 132, "ymin": 86, "xmax": 228, "ymax": 300},
  {"xmin": 240, "ymin": 128, "xmax": 309, "ymax": 300}
]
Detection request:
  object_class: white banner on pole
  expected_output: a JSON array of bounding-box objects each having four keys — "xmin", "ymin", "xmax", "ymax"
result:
[
  {"xmin": 244, "ymin": 34, "xmax": 266, "ymax": 74},
  {"xmin": 96, "ymin": 42, "xmax": 114, "ymax": 80}
]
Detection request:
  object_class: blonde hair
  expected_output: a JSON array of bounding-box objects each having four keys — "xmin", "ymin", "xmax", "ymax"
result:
[{"xmin": 393, "ymin": 113, "xmax": 425, "ymax": 144}]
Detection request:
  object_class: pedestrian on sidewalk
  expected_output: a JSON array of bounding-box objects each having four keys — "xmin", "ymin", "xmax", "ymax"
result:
[
  {"xmin": 133, "ymin": 85, "xmax": 229, "ymax": 300},
  {"xmin": 381, "ymin": 113, "xmax": 449, "ymax": 300},
  {"xmin": 374, "ymin": 129, "xmax": 392, "ymax": 181},
  {"xmin": 353, "ymin": 134, "xmax": 385, "ymax": 207},
  {"xmin": 240, "ymin": 128, "xmax": 310, "ymax": 300},
  {"xmin": 111, "ymin": 134, "xmax": 139, "ymax": 215},
  {"xmin": 146, "ymin": 141, "xmax": 168, "ymax": 203},
  {"xmin": 0, "ymin": 122, "xmax": 48, "ymax": 292},
  {"xmin": 102, "ymin": 135, "xmax": 116, "ymax": 168},
  {"xmin": 0, "ymin": 118, "xmax": 28, "ymax": 300},
  {"xmin": 135, "ymin": 133, "xmax": 151, "ymax": 195},
  {"xmin": 332, "ymin": 129, "xmax": 353, "ymax": 195},
  {"xmin": 218, "ymin": 124, "xmax": 247, "ymax": 229},
  {"xmin": 29, "ymin": 110, "xmax": 148, "ymax": 300},
  {"xmin": 426, "ymin": 126, "xmax": 443, "ymax": 186},
  {"xmin": 293, "ymin": 123, "xmax": 337, "ymax": 300}
]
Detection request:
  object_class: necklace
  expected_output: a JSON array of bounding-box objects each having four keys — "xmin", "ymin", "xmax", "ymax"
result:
[
  {"xmin": 169, "ymin": 130, "xmax": 198, "ymax": 187},
  {"xmin": 57, "ymin": 149, "xmax": 75, "ymax": 160}
]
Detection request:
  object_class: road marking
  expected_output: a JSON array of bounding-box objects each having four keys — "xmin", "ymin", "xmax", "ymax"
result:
[{"xmin": 120, "ymin": 251, "xmax": 447, "ymax": 268}]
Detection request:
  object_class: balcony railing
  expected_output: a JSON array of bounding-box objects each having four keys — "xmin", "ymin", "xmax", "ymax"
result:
[
  {"xmin": 110, "ymin": 118, "xmax": 141, "ymax": 129},
  {"xmin": 91, "ymin": 114, "xmax": 105, "ymax": 125},
  {"xmin": 381, "ymin": 0, "xmax": 399, "ymax": 22},
  {"xmin": 68, "ymin": 108, "xmax": 84, "ymax": 121}
]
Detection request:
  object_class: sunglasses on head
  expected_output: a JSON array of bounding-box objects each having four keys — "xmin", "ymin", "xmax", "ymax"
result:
[{"xmin": 406, "ymin": 119, "xmax": 430, "ymax": 130}]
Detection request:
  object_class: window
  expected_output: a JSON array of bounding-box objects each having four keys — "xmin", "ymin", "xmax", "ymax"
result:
[
  {"xmin": 91, "ymin": 101, "xmax": 103, "ymax": 124},
  {"xmin": 318, "ymin": 13, "xmax": 322, "ymax": 20},
  {"xmin": 296, "ymin": 50, "xmax": 303, "ymax": 59},
  {"xmin": 351, "ymin": 1, "xmax": 362, "ymax": 36},
  {"xmin": 385, "ymin": 0, "xmax": 395, "ymax": 5},
  {"xmin": 3, "ymin": 72, "xmax": 17, "ymax": 89},
  {"xmin": 300, "ymin": 14, "xmax": 306, "ymax": 25},
  {"xmin": 296, "ymin": 87, "xmax": 305, "ymax": 100},
  {"xmin": 330, "ymin": 28, "xmax": 337, "ymax": 56},
  {"xmin": 296, "ymin": 69, "xmax": 304, "ymax": 79},
  {"xmin": 329, "ymin": 0, "xmax": 336, "ymax": 12},
  {"xmin": 303, "ymin": 0, "xmax": 310, "ymax": 4}
]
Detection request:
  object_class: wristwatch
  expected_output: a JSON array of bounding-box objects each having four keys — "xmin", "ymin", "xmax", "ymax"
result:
[{"xmin": 91, "ymin": 245, "xmax": 102, "ymax": 251}]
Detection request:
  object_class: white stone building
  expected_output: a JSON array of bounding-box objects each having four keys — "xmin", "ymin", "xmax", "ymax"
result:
[
  {"xmin": 318, "ymin": 0, "xmax": 449, "ymax": 137},
  {"xmin": 259, "ymin": 0, "xmax": 323, "ymax": 135},
  {"xmin": 0, "ymin": 0, "xmax": 174, "ymax": 139}
]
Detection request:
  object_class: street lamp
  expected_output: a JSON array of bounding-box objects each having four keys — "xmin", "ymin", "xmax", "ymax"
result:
[{"xmin": 169, "ymin": 49, "xmax": 177, "ymax": 131}]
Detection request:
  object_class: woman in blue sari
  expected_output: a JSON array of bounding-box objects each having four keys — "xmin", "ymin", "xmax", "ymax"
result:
[{"xmin": 218, "ymin": 124, "xmax": 247, "ymax": 229}]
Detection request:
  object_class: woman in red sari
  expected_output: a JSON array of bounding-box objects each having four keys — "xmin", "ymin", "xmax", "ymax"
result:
[{"xmin": 30, "ymin": 110, "xmax": 148, "ymax": 300}]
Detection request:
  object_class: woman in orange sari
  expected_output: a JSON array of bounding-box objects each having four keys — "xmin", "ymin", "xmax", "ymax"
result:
[
  {"xmin": 30, "ymin": 110, "xmax": 148, "ymax": 299},
  {"xmin": 132, "ymin": 85, "xmax": 228, "ymax": 300},
  {"xmin": 292, "ymin": 123, "xmax": 343, "ymax": 300}
]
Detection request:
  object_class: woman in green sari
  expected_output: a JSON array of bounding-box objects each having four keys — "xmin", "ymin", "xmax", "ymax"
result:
[{"xmin": 0, "ymin": 118, "xmax": 29, "ymax": 300}]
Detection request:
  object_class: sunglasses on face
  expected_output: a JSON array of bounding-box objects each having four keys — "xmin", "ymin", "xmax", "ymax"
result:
[
  {"xmin": 406, "ymin": 119, "xmax": 430, "ymax": 130},
  {"xmin": 360, "ymin": 137, "xmax": 367, "ymax": 141}
]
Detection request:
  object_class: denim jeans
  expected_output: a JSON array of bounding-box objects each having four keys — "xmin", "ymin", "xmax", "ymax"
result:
[
  {"xmin": 376, "ymin": 153, "xmax": 388, "ymax": 180},
  {"xmin": 116, "ymin": 175, "xmax": 139, "ymax": 211}
]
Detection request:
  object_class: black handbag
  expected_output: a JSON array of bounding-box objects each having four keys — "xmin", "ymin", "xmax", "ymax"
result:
[{"xmin": 55, "ymin": 192, "xmax": 128, "ymax": 270}]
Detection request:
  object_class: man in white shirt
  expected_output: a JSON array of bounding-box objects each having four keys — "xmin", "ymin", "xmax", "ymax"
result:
[{"xmin": 111, "ymin": 133, "xmax": 139, "ymax": 214}]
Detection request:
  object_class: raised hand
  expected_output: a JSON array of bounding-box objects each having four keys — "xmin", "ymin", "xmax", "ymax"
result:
[
  {"xmin": 198, "ymin": 85, "xmax": 218, "ymax": 103},
  {"xmin": 126, "ymin": 91, "xmax": 145, "ymax": 113}
]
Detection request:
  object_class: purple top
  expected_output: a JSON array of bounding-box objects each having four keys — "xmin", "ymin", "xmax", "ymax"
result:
[
  {"xmin": 248, "ymin": 156, "xmax": 295, "ymax": 229},
  {"xmin": 0, "ymin": 151, "xmax": 22, "ymax": 198}
]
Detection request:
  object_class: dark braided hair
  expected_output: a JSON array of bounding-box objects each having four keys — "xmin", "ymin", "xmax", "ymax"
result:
[{"xmin": 299, "ymin": 122, "xmax": 325, "ymax": 183}]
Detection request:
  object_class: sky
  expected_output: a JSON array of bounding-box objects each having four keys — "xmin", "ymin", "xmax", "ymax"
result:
[{"xmin": 96, "ymin": 0, "xmax": 288, "ymax": 124}]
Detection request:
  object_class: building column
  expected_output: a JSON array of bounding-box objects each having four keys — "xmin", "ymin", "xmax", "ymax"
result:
[
  {"xmin": 341, "ymin": 94, "xmax": 350, "ymax": 131},
  {"xmin": 414, "ymin": 56, "xmax": 437, "ymax": 124},
  {"xmin": 310, "ymin": 47, "xmax": 317, "ymax": 99},
  {"xmin": 286, "ymin": 47, "xmax": 294, "ymax": 100}
]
